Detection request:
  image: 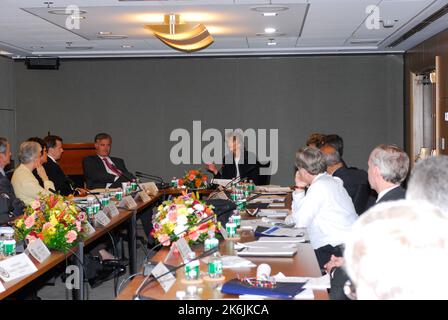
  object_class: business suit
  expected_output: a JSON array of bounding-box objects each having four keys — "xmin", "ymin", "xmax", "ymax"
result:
[
  {"xmin": 377, "ymin": 186, "xmax": 406, "ymax": 203},
  {"xmin": 214, "ymin": 150, "xmax": 263, "ymax": 185},
  {"xmin": 83, "ymin": 155, "xmax": 135, "ymax": 189},
  {"xmin": 43, "ymin": 157, "xmax": 73, "ymax": 196},
  {"xmin": 333, "ymin": 166, "xmax": 371, "ymax": 214},
  {"xmin": 0, "ymin": 171, "xmax": 25, "ymax": 225}
]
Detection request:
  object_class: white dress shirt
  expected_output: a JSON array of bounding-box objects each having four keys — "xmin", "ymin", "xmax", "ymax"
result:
[{"xmin": 286, "ymin": 173, "xmax": 358, "ymax": 250}]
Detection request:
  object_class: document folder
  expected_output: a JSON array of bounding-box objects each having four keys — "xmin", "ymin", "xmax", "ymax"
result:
[{"xmin": 221, "ymin": 278, "xmax": 306, "ymax": 299}]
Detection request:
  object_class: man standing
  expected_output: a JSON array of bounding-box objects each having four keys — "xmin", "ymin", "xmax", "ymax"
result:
[
  {"xmin": 83, "ymin": 133, "xmax": 135, "ymax": 189},
  {"xmin": 43, "ymin": 135, "xmax": 74, "ymax": 196},
  {"xmin": 367, "ymin": 144, "xmax": 409, "ymax": 205},
  {"xmin": 0, "ymin": 137, "xmax": 25, "ymax": 224}
]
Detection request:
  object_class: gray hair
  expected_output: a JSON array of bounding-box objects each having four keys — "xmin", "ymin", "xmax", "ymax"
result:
[
  {"xmin": 0, "ymin": 137, "xmax": 7, "ymax": 154},
  {"xmin": 406, "ymin": 156, "xmax": 448, "ymax": 214},
  {"xmin": 369, "ymin": 144, "xmax": 409, "ymax": 184},
  {"xmin": 295, "ymin": 147, "xmax": 327, "ymax": 175},
  {"xmin": 18, "ymin": 141, "xmax": 41, "ymax": 164},
  {"xmin": 344, "ymin": 200, "xmax": 448, "ymax": 299}
]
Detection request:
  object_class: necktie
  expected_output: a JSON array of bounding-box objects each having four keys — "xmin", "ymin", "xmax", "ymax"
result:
[{"xmin": 102, "ymin": 157, "xmax": 123, "ymax": 177}]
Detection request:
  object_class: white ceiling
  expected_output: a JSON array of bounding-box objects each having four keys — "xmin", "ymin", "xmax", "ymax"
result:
[{"xmin": 1, "ymin": 0, "xmax": 448, "ymax": 58}]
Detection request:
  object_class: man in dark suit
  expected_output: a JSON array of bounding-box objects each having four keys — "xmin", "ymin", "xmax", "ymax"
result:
[
  {"xmin": 0, "ymin": 137, "xmax": 25, "ymax": 225},
  {"xmin": 206, "ymin": 131, "xmax": 263, "ymax": 185},
  {"xmin": 43, "ymin": 135, "xmax": 74, "ymax": 196},
  {"xmin": 83, "ymin": 133, "xmax": 135, "ymax": 189},
  {"xmin": 367, "ymin": 144, "xmax": 409, "ymax": 205},
  {"xmin": 321, "ymin": 144, "xmax": 371, "ymax": 214}
]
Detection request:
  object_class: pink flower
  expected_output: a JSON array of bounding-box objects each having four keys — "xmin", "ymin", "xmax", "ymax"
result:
[
  {"xmin": 42, "ymin": 222, "xmax": 53, "ymax": 231},
  {"xmin": 65, "ymin": 230, "xmax": 77, "ymax": 244},
  {"xmin": 77, "ymin": 212, "xmax": 86, "ymax": 222},
  {"xmin": 24, "ymin": 215, "xmax": 35, "ymax": 229},
  {"xmin": 167, "ymin": 210, "xmax": 177, "ymax": 222},
  {"xmin": 31, "ymin": 200, "xmax": 41, "ymax": 211},
  {"xmin": 26, "ymin": 234, "xmax": 37, "ymax": 243},
  {"xmin": 158, "ymin": 234, "xmax": 171, "ymax": 246},
  {"xmin": 188, "ymin": 230, "xmax": 199, "ymax": 242},
  {"xmin": 75, "ymin": 221, "xmax": 81, "ymax": 232}
]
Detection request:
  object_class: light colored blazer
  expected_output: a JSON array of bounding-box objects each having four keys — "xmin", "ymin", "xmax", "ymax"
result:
[{"xmin": 11, "ymin": 164, "xmax": 55, "ymax": 205}]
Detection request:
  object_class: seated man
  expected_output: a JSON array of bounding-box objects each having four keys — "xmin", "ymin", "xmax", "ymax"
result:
[
  {"xmin": 0, "ymin": 137, "xmax": 25, "ymax": 224},
  {"xmin": 83, "ymin": 133, "xmax": 135, "ymax": 189},
  {"xmin": 366, "ymin": 144, "xmax": 409, "ymax": 208},
  {"xmin": 11, "ymin": 141, "xmax": 55, "ymax": 205},
  {"xmin": 43, "ymin": 135, "xmax": 74, "ymax": 196},
  {"xmin": 344, "ymin": 200, "xmax": 448, "ymax": 299},
  {"xmin": 285, "ymin": 147, "xmax": 358, "ymax": 268},
  {"xmin": 206, "ymin": 130, "xmax": 263, "ymax": 185},
  {"xmin": 320, "ymin": 144, "xmax": 371, "ymax": 214}
]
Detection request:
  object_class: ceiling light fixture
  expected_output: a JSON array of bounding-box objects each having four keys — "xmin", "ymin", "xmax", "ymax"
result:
[
  {"xmin": 48, "ymin": 9, "xmax": 87, "ymax": 15},
  {"xmin": 267, "ymin": 39, "xmax": 277, "ymax": 46},
  {"xmin": 121, "ymin": 45, "xmax": 133, "ymax": 48},
  {"xmin": 262, "ymin": 13, "xmax": 278, "ymax": 17},
  {"xmin": 98, "ymin": 31, "xmax": 112, "ymax": 35},
  {"xmin": 144, "ymin": 13, "xmax": 214, "ymax": 53},
  {"xmin": 264, "ymin": 27, "xmax": 276, "ymax": 34},
  {"xmin": 251, "ymin": 6, "xmax": 289, "ymax": 13},
  {"xmin": 97, "ymin": 34, "xmax": 128, "ymax": 39}
]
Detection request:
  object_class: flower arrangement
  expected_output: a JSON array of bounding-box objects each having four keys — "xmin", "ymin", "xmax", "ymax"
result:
[
  {"xmin": 150, "ymin": 192, "xmax": 219, "ymax": 247},
  {"xmin": 14, "ymin": 194, "xmax": 88, "ymax": 252},
  {"xmin": 178, "ymin": 169, "xmax": 208, "ymax": 190}
]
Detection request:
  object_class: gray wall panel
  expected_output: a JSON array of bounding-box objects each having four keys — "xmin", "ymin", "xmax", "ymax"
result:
[{"xmin": 13, "ymin": 55, "xmax": 404, "ymax": 185}]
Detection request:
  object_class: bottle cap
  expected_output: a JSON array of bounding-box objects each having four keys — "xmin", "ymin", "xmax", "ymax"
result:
[
  {"xmin": 176, "ymin": 291, "xmax": 186, "ymax": 299},
  {"xmin": 187, "ymin": 286, "xmax": 197, "ymax": 295}
]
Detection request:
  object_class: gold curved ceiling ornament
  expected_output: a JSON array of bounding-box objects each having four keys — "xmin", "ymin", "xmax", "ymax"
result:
[{"xmin": 145, "ymin": 14, "xmax": 214, "ymax": 53}]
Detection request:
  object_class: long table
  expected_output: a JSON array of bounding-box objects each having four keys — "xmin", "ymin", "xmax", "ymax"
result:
[{"xmin": 116, "ymin": 193, "xmax": 329, "ymax": 300}]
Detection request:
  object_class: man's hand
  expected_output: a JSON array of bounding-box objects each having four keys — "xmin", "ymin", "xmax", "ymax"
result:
[
  {"xmin": 205, "ymin": 163, "xmax": 218, "ymax": 175},
  {"xmin": 74, "ymin": 188, "xmax": 88, "ymax": 197},
  {"xmin": 323, "ymin": 254, "xmax": 345, "ymax": 274}
]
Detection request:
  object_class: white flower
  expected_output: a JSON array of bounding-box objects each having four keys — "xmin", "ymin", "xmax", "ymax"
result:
[
  {"xmin": 174, "ymin": 225, "xmax": 186, "ymax": 237},
  {"xmin": 177, "ymin": 215, "xmax": 188, "ymax": 226},
  {"xmin": 193, "ymin": 204, "xmax": 205, "ymax": 212},
  {"xmin": 187, "ymin": 208, "xmax": 194, "ymax": 214}
]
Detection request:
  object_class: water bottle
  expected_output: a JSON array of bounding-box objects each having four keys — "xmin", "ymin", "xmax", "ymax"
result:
[
  {"xmin": 86, "ymin": 195, "xmax": 95, "ymax": 222},
  {"xmin": 184, "ymin": 252, "xmax": 200, "ymax": 280},
  {"xmin": 115, "ymin": 187, "xmax": 123, "ymax": 201},
  {"xmin": 171, "ymin": 177, "xmax": 178, "ymax": 188},
  {"xmin": 101, "ymin": 191, "xmax": 110, "ymax": 207},
  {"xmin": 208, "ymin": 252, "xmax": 223, "ymax": 278},
  {"xmin": 3, "ymin": 228, "xmax": 16, "ymax": 256},
  {"xmin": 232, "ymin": 210, "xmax": 241, "ymax": 228},
  {"xmin": 185, "ymin": 286, "xmax": 199, "ymax": 300},
  {"xmin": 226, "ymin": 217, "xmax": 237, "ymax": 238},
  {"xmin": 204, "ymin": 230, "xmax": 219, "ymax": 251},
  {"xmin": 176, "ymin": 290, "xmax": 186, "ymax": 300},
  {"xmin": 131, "ymin": 179, "xmax": 138, "ymax": 191}
]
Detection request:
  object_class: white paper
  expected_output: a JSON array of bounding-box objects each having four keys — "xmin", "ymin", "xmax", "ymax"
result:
[
  {"xmin": 0, "ymin": 281, "xmax": 4, "ymax": 293},
  {"xmin": 293, "ymin": 288, "xmax": 315, "ymax": 300},
  {"xmin": 235, "ymin": 241, "xmax": 298, "ymax": 250},
  {"xmin": 261, "ymin": 226, "xmax": 305, "ymax": 237},
  {"xmin": 267, "ymin": 203, "xmax": 286, "ymax": 208},
  {"xmin": 151, "ymin": 262, "xmax": 176, "ymax": 293},
  {"xmin": 139, "ymin": 182, "xmax": 158, "ymax": 196},
  {"xmin": 175, "ymin": 238, "xmax": 193, "ymax": 263},
  {"xmin": 221, "ymin": 255, "xmax": 256, "ymax": 269},
  {"xmin": 26, "ymin": 238, "xmax": 51, "ymax": 263},
  {"xmin": 211, "ymin": 179, "xmax": 233, "ymax": 187},
  {"xmin": 273, "ymin": 273, "xmax": 331, "ymax": 290},
  {"xmin": 104, "ymin": 204, "xmax": 120, "ymax": 218},
  {"xmin": 257, "ymin": 236, "xmax": 306, "ymax": 243},
  {"xmin": 95, "ymin": 210, "xmax": 111, "ymax": 227},
  {"xmin": 257, "ymin": 209, "xmax": 290, "ymax": 218},
  {"xmin": 236, "ymin": 247, "xmax": 297, "ymax": 257},
  {"xmin": 136, "ymin": 191, "xmax": 152, "ymax": 203},
  {"xmin": 0, "ymin": 253, "xmax": 38, "ymax": 283}
]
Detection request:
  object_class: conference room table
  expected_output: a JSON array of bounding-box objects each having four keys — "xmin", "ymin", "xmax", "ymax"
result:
[
  {"xmin": 0, "ymin": 187, "xmax": 210, "ymax": 300},
  {"xmin": 116, "ymin": 192, "xmax": 329, "ymax": 300}
]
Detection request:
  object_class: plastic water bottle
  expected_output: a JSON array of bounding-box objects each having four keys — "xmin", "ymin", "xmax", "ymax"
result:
[
  {"xmin": 232, "ymin": 210, "xmax": 241, "ymax": 228},
  {"xmin": 176, "ymin": 290, "xmax": 186, "ymax": 300},
  {"xmin": 86, "ymin": 195, "xmax": 95, "ymax": 222},
  {"xmin": 208, "ymin": 252, "xmax": 223, "ymax": 278},
  {"xmin": 115, "ymin": 188, "xmax": 123, "ymax": 201},
  {"xmin": 204, "ymin": 230, "xmax": 219, "ymax": 251},
  {"xmin": 184, "ymin": 252, "xmax": 200, "ymax": 280},
  {"xmin": 3, "ymin": 228, "xmax": 16, "ymax": 256},
  {"xmin": 186, "ymin": 286, "xmax": 199, "ymax": 300},
  {"xmin": 226, "ymin": 217, "xmax": 237, "ymax": 238}
]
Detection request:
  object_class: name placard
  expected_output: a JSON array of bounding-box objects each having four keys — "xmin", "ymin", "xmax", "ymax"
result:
[
  {"xmin": 0, "ymin": 253, "xmax": 38, "ymax": 283},
  {"xmin": 151, "ymin": 262, "xmax": 176, "ymax": 293},
  {"xmin": 104, "ymin": 204, "xmax": 120, "ymax": 218},
  {"xmin": 26, "ymin": 238, "xmax": 51, "ymax": 264},
  {"xmin": 140, "ymin": 182, "xmax": 158, "ymax": 196},
  {"xmin": 119, "ymin": 196, "xmax": 137, "ymax": 210},
  {"xmin": 95, "ymin": 210, "xmax": 111, "ymax": 227},
  {"xmin": 136, "ymin": 191, "xmax": 152, "ymax": 203},
  {"xmin": 176, "ymin": 238, "xmax": 193, "ymax": 263},
  {"xmin": 84, "ymin": 221, "xmax": 96, "ymax": 235}
]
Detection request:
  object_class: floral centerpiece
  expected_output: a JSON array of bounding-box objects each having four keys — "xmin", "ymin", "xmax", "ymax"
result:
[
  {"xmin": 14, "ymin": 194, "xmax": 88, "ymax": 252},
  {"xmin": 178, "ymin": 169, "xmax": 208, "ymax": 190},
  {"xmin": 150, "ymin": 192, "xmax": 219, "ymax": 247}
]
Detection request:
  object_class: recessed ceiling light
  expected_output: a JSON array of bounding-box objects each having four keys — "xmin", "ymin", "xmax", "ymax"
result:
[
  {"xmin": 97, "ymin": 35, "xmax": 128, "ymax": 39},
  {"xmin": 262, "ymin": 13, "xmax": 278, "ymax": 17},
  {"xmin": 0, "ymin": 50, "xmax": 12, "ymax": 55},
  {"xmin": 264, "ymin": 27, "xmax": 276, "ymax": 34},
  {"xmin": 98, "ymin": 31, "xmax": 112, "ymax": 35},
  {"xmin": 251, "ymin": 6, "xmax": 289, "ymax": 13},
  {"xmin": 70, "ymin": 15, "xmax": 86, "ymax": 20},
  {"xmin": 121, "ymin": 45, "xmax": 133, "ymax": 48},
  {"xmin": 267, "ymin": 39, "xmax": 277, "ymax": 46},
  {"xmin": 48, "ymin": 9, "xmax": 87, "ymax": 15}
]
